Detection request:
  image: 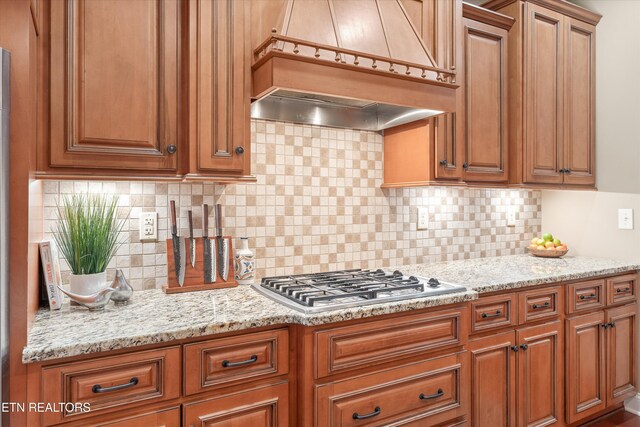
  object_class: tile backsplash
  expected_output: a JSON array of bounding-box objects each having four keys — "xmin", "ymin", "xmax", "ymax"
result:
[{"xmin": 43, "ymin": 119, "xmax": 542, "ymax": 290}]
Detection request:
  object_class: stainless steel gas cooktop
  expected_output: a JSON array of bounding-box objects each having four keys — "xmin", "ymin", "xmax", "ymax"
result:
[{"xmin": 251, "ymin": 269, "xmax": 467, "ymax": 314}]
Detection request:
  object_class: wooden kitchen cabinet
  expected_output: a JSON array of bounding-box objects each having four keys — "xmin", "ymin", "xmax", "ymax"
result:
[
  {"xmin": 461, "ymin": 5, "xmax": 512, "ymax": 183},
  {"xmin": 186, "ymin": 0, "xmax": 252, "ymax": 181},
  {"xmin": 605, "ymin": 304, "xmax": 637, "ymax": 406},
  {"xmin": 468, "ymin": 321, "xmax": 562, "ymax": 427},
  {"xmin": 484, "ymin": 0, "xmax": 600, "ymax": 188},
  {"xmin": 44, "ymin": 0, "xmax": 181, "ymax": 174},
  {"xmin": 516, "ymin": 321, "xmax": 563, "ymax": 427},
  {"xmin": 468, "ymin": 331, "xmax": 517, "ymax": 427},
  {"xmin": 183, "ymin": 382, "xmax": 289, "ymax": 427}
]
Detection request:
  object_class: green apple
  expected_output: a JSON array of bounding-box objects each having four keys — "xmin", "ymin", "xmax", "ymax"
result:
[{"xmin": 542, "ymin": 233, "xmax": 554, "ymax": 242}]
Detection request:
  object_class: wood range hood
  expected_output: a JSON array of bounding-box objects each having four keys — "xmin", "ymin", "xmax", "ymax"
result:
[{"xmin": 251, "ymin": 0, "xmax": 459, "ymax": 131}]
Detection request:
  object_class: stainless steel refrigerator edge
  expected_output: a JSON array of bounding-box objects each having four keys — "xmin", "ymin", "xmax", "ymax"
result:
[{"xmin": 0, "ymin": 48, "xmax": 10, "ymax": 419}]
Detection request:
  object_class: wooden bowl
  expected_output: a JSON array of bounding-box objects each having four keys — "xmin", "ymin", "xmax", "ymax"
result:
[{"xmin": 528, "ymin": 247, "xmax": 569, "ymax": 258}]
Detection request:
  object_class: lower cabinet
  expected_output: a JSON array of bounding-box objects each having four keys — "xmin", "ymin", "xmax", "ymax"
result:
[
  {"xmin": 468, "ymin": 321, "xmax": 563, "ymax": 427},
  {"xmin": 315, "ymin": 352, "xmax": 468, "ymax": 427},
  {"xmin": 86, "ymin": 407, "xmax": 180, "ymax": 427},
  {"xmin": 183, "ymin": 382, "xmax": 289, "ymax": 427},
  {"xmin": 565, "ymin": 303, "xmax": 637, "ymax": 424}
]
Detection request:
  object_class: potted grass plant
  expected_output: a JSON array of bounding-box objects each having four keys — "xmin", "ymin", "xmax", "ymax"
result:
[{"xmin": 53, "ymin": 194, "xmax": 125, "ymax": 295}]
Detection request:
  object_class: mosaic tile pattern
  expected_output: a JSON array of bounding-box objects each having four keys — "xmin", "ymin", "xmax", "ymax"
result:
[{"xmin": 42, "ymin": 119, "xmax": 542, "ymax": 290}]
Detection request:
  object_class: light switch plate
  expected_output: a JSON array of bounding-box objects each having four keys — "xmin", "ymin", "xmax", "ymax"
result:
[
  {"xmin": 618, "ymin": 208, "xmax": 634, "ymax": 230},
  {"xmin": 140, "ymin": 211, "xmax": 158, "ymax": 241},
  {"xmin": 417, "ymin": 207, "xmax": 428, "ymax": 230},
  {"xmin": 507, "ymin": 206, "xmax": 517, "ymax": 227}
]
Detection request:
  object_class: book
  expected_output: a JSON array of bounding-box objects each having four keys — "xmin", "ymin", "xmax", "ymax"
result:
[{"xmin": 39, "ymin": 241, "xmax": 63, "ymax": 310}]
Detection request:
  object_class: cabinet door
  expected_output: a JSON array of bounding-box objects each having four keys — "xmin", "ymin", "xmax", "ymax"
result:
[
  {"xmin": 183, "ymin": 382, "xmax": 288, "ymax": 427},
  {"xmin": 517, "ymin": 321, "xmax": 562, "ymax": 427},
  {"xmin": 563, "ymin": 17, "xmax": 596, "ymax": 186},
  {"xmin": 462, "ymin": 18, "xmax": 508, "ymax": 182},
  {"xmin": 523, "ymin": 3, "xmax": 564, "ymax": 184},
  {"xmin": 606, "ymin": 304, "xmax": 638, "ymax": 406},
  {"xmin": 192, "ymin": 0, "xmax": 250, "ymax": 177},
  {"xmin": 565, "ymin": 312, "xmax": 606, "ymax": 424},
  {"xmin": 468, "ymin": 331, "xmax": 517, "ymax": 427},
  {"xmin": 433, "ymin": 114, "xmax": 462, "ymax": 180},
  {"xmin": 48, "ymin": 0, "xmax": 180, "ymax": 172}
]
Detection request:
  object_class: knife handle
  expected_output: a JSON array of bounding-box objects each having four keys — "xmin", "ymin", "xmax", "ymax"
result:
[
  {"xmin": 169, "ymin": 200, "xmax": 177, "ymax": 235},
  {"xmin": 187, "ymin": 210, "xmax": 194, "ymax": 237},
  {"xmin": 202, "ymin": 204, "xmax": 209, "ymax": 237},
  {"xmin": 216, "ymin": 204, "xmax": 223, "ymax": 236}
]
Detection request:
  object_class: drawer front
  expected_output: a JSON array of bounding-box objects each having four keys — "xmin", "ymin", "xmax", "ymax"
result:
[
  {"xmin": 315, "ymin": 308, "xmax": 465, "ymax": 379},
  {"xmin": 85, "ymin": 407, "xmax": 180, "ymax": 427},
  {"xmin": 183, "ymin": 382, "xmax": 289, "ymax": 427},
  {"xmin": 316, "ymin": 352, "xmax": 468, "ymax": 427},
  {"xmin": 470, "ymin": 294, "xmax": 517, "ymax": 333},
  {"xmin": 518, "ymin": 286, "xmax": 562, "ymax": 324},
  {"xmin": 184, "ymin": 329, "xmax": 289, "ymax": 396},
  {"xmin": 607, "ymin": 273, "xmax": 638, "ymax": 306},
  {"xmin": 567, "ymin": 279, "xmax": 605, "ymax": 314},
  {"xmin": 42, "ymin": 347, "xmax": 180, "ymax": 426}
]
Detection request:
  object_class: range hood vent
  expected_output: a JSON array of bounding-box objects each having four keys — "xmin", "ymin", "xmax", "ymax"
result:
[{"xmin": 251, "ymin": 0, "xmax": 458, "ymax": 131}]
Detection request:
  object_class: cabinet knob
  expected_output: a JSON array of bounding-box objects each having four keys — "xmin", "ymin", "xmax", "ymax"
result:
[
  {"xmin": 510, "ymin": 345, "xmax": 519, "ymax": 353},
  {"xmin": 167, "ymin": 144, "xmax": 177, "ymax": 154},
  {"xmin": 462, "ymin": 162, "xmax": 469, "ymax": 170},
  {"xmin": 520, "ymin": 344, "xmax": 528, "ymax": 351},
  {"xmin": 565, "ymin": 168, "xmax": 572, "ymax": 174},
  {"xmin": 235, "ymin": 146, "xmax": 245, "ymax": 155},
  {"xmin": 559, "ymin": 168, "xmax": 566, "ymax": 174},
  {"xmin": 439, "ymin": 159, "xmax": 447, "ymax": 166}
]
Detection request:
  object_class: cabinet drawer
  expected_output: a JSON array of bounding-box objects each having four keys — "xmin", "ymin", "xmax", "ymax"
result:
[
  {"xmin": 184, "ymin": 329, "xmax": 289, "ymax": 396},
  {"xmin": 518, "ymin": 286, "xmax": 562, "ymax": 324},
  {"xmin": 607, "ymin": 273, "xmax": 637, "ymax": 306},
  {"xmin": 315, "ymin": 352, "xmax": 468, "ymax": 427},
  {"xmin": 567, "ymin": 279, "xmax": 605, "ymax": 314},
  {"xmin": 470, "ymin": 294, "xmax": 517, "ymax": 333},
  {"xmin": 41, "ymin": 347, "xmax": 180, "ymax": 426},
  {"xmin": 183, "ymin": 382, "xmax": 288, "ymax": 427},
  {"xmin": 315, "ymin": 308, "xmax": 465, "ymax": 379},
  {"xmin": 82, "ymin": 407, "xmax": 180, "ymax": 427}
]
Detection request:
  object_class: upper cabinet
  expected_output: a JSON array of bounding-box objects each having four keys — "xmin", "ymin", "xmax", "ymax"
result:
[
  {"xmin": 38, "ymin": 0, "xmax": 253, "ymax": 181},
  {"xmin": 484, "ymin": 0, "xmax": 600, "ymax": 188},
  {"xmin": 187, "ymin": 0, "xmax": 251, "ymax": 181},
  {"xmin": 461, "ymin": 4, "xmax": 513, "ymax": 183}
]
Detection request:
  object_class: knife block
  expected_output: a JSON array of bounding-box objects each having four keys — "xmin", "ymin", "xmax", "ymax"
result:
[{"xmin": 163, "ymin": 237, "xmax": 237, "ymax": 294}]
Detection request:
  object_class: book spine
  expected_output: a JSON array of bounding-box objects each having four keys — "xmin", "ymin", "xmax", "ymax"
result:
[{"xmin": 39, "ymin": 242, "xmax": 63, "ymax": 310}]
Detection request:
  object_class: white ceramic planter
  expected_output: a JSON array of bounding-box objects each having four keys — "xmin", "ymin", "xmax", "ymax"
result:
[{"xmin": 69, "ymin": 271, "xmax": 108, "ymax": 295}]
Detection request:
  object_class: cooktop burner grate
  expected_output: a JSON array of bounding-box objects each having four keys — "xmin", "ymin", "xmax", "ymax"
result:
[{"xmin": 252, "ymin": 269, "xmax": 467, "ymax": 313}]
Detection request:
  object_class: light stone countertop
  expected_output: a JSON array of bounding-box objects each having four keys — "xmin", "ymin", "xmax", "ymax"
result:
[{"xmin": 23, "ymin": 254, "xmax": 640, "ymax": 363}]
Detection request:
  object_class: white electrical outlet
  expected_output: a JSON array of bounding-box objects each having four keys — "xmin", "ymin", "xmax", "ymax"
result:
[
  {"xmin": 417, "ymin": 207, "xmax": 428, "ymax": 230},
  {"xmin": 618, "ymin": 208, "xmax": 634, "ymax": 230},
  {"xmin": 139, "ymin": 211, "xmax": 158, "ymax": 241},
  {"xmin": 507, "ymin": 206, "xmax": 517, "ymax": 227}
]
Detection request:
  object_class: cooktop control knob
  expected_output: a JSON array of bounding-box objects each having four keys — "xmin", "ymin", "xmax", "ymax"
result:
[{"xmin": 428, "ymin": 278, "xmax": 440, "ymax": 288}]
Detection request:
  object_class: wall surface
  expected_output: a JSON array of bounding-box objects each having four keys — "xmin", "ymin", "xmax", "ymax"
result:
[
  {"xmin": 542, "ymin": 0, "xmax": 640, "ymax": 262},
  {"xmin": 43, "ymin": 120, "xmax": 542, "ymax": 290}
]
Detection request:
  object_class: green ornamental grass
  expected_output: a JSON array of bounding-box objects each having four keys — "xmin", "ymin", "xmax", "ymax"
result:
[{"xmin": 53, "ymin": 194, "xmax": 125, "ymax": 275}]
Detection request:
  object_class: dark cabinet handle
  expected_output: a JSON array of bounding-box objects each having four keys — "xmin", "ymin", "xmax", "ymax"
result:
[
  {"xmin": 439, "ymin": 159, "xmax": 447, "ymax": 166},
  {"xmin": 462, "ymin": 162, "xmax": 469, "ymax": 169},
  {"xmin": 616, "ymin": 288, "xmax": 631, "ymax": 293},
  {"xmin": 579, "ymin": 294, "xmax": 596, "ymax": 300},
  {"xmin": 565, "ymin": 168, "xmax": 572, "ymax": 174},
  {"xmin": 420, "ymin": 388, "xmax": 444, "ymax": 400},
  {"xmin": 222, "ymin": 355, "xmax": 258, "ymax": 368},
  {"xmin": 559, "ymin": 168, "xmax": 566, "ymax": 173},
  {"xmin": 352, "ymin": 407, "xmax": 381, "ymax": 420},
  {"xmin": 481, "ymin": 310, "xmax": 502, "ymax": 319},
  {"xmin": 609, "ymin": 322, "xmax": 616, "ymax": 328},
  {"xmin": 235, "ymin": 146, "xmax": 245, "ymax": 155},
  {"xmin": 520, "ymin": 344, "xmax": 528, "ymax": 351},
  {"xmin": 510, "ymin": 345, "xmax": 519, "ymax": 352},
  {"xmin": 601, "ymin": 323, "xmax": 608, "ymax": 329},
  {"xmin": 167, "ymin": 144, "xmax": 177, "ymax": 154},
  {"xmin": 92, "ymin": 377, "xmax": 139, "ymax": 393},
  {"xmin": 532, "ymin": 302, "xmax": 550, "ymax": 309}
]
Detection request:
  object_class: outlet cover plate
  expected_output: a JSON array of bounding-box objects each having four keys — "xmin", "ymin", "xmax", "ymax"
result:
[
  {"xmin": 417, "ymin": 207, "xmax": 428, "ymax": 230},
  {"xmin": 507, "ymin": 206, "xmax": 517, "ymax": 227},
  {"xmin": 140, "ymin": 211, "xmax": 158, "ymax": 241},
  {"xmin": 618, "ymin": 208, "xmax": 634, "ymax": 230}
]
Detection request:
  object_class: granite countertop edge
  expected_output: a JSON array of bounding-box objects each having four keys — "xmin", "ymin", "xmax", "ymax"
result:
[{"xmin": 22, "ymin": 255, "xmax": 640, "ymax": 364}]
